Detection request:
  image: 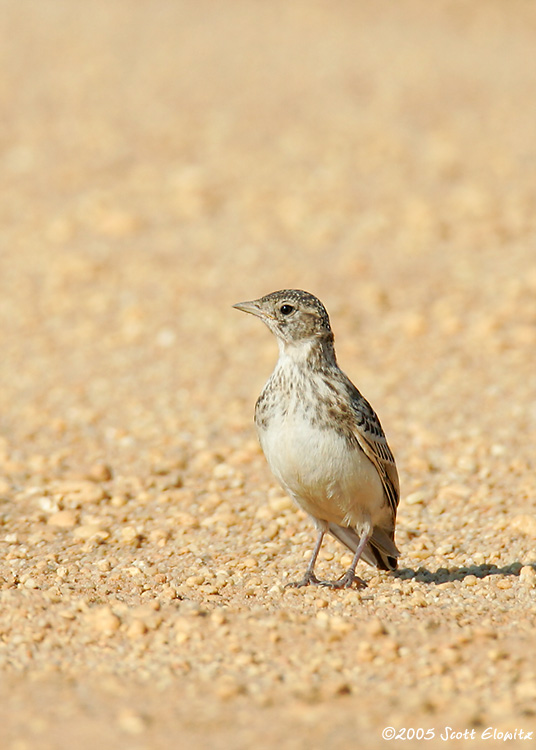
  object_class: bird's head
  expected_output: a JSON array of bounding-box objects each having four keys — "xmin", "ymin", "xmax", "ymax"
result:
[{"xmin": 233, "ymin": 289, "xmax": 334, "ymax": 351}]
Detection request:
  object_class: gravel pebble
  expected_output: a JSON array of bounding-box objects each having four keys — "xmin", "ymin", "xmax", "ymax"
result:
[
  {"xmin": 47, "ymin": 510, "xmax": 79, "ymax": 528},
  {"xmin": 519, "ymin": 566, "xmax": 536, "ymax": 587}
]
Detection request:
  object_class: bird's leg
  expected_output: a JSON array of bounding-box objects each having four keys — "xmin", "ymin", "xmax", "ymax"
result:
[
  {"xmin": 285, "ymin": 530, "xmax": 325, "ymax": 588},
  {"xmin": 318, "ymin": 531, "xmax": 370, "ymax": 590}
]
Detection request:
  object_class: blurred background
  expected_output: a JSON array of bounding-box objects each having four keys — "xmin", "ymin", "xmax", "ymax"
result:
[{"xmin": 1, "ymin": 1, "xmax": 535, "ymax": 468}]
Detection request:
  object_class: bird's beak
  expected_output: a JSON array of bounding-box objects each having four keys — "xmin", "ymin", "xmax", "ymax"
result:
[{"xmin": 232, "ymin": 299, "xmax": 266, "ymax": 319}]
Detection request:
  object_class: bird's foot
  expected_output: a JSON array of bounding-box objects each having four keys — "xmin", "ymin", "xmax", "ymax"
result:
[
  {"xmin": 284, "ymin": 572, "xmax": 321, "ymax": 589},
  {"xmin": 317, "ymin": 571, "xmax": 367, "ymax": 590},
  {"xmin": 285, "ymin": 570, "xmax": 367, "ymax": 590}
]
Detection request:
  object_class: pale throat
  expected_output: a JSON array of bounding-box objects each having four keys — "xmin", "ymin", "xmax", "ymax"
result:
[{"xmin": 276, "ymin": 335, "xmax": 337, "ymax": 370}]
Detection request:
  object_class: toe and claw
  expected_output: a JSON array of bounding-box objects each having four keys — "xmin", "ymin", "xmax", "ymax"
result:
[
  {"xmin": 285, "ymin": 570, "xmax": 367, "ymax": 590},
  {"xmin": 284, "ymin": 530, "xmax": 370, "ymax": 590}
]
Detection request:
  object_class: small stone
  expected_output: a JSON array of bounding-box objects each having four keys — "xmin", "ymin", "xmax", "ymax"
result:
[
  {"xmin": 58, "ymin": 609, "xmax": 76, "ymax": 620},
  {"xmin": 38, "ymin": 496, "xmax": 60, "ymax": 513},
  {"xmin": 330, "ymin": 615, "xmax": 353, "ymax": 634},
  {"xmin": 149, "ymin": 529, "xmax": 169, "ymax": 545},
  {"xmin": 464, "ymin": 575, "xmax": 478, "ymax": 586},
  {"xmin": 269, "ymin": 495, "xmax": 294, "ymax": 513},
  {"xmin": 210, "ymin": 610, "xmax": 227, "ymax": 626},
  {"xmin": 201, "ymin": 511, "xmax": 235, "ymax": 529},
  {"xmin": 116, "ymin": 709, "xmax": 147, "ymax": 735},
  {"xmin": 212, "ymin": 462, "xmax": 232, "ymax": 479},
  {"xmin": 174, "ymin": 512, "xmax": 200, "ymax": 530},
  {"xmin": 52, "ymin": 480, "xmax": 107, "ymax": 506},
  {"xmin": 410, "ymin": 594, "xmax": 428, "ymax": 607},
  {"xmin": 127, "ymin": 620, "xmax": 148, "ymax": 638},
  {"xmin": 367, "ymin": 617, "xmax": 387, "ymax": 636},
  {"xmin": 216, "ymin": 678, "xmax": 245, "ymax": 700},
  {"xmin": 87, "ymin": 463, "xmax": 113, "ymax": 482},
  {"xmin": 110, "ymin": 495, "xmax": 128, "ymax": 507},
  {"xmin": 405, "ymin": 490, "xmax": 427, "ymax": 505},
  {"xmin": 126, "ymin": 566, "xmax": 144, "ymax": 578},
  {"xmin": 73, "ymin": 524, "xmax": 110, "ymax": 541},
  {"xmin": 48, "ymin": 510, "xmax": 78, "ymax": 528},
  {"xmin": 185, "ymin": 574, "xmax": 206, "ymax": 587},
  {"xmin": 245, "ymin": 576, "xmax": 261, "ymax": 588},
  {"xmin": 519, "ymin": 566, "xmax": 536, "ymax": 587},
  {"xmin": 356, "ymin": 642, "xmax": 374, "ymax": 662},
  {"xmin": 120, "ymin": 527, "xmax": 142, "ymax": 544},
  {"xmin": 160, "ymin": 585, "xmax": 178, "ymax": 599},
  {"xmin": 509, "ymin": 515, "xmax": 536, "ymax": 537},
  {"xmin": 91, "ymin": 606, "xmax": 121, "ymax": 635},
  {"xmin": 487, "ymin": 648, "xmax": 507, "ymax": 662}
]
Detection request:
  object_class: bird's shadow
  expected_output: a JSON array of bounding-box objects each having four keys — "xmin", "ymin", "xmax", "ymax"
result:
[{"xmin": 393, "ymin": 561, "xmax": 534, "ymax": 584}]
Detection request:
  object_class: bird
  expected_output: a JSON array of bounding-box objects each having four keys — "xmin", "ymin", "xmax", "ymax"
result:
[{"xmin": 233, "ymin": 289, "xmax": 400, "ymax": 589}]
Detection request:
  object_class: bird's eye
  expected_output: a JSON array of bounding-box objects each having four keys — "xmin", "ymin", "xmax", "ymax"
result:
[{"xmin": 280, "ymin": 304, "xmax": 295, "ymax": 316}]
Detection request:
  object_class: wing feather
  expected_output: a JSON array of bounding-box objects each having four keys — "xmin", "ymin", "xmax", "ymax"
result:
[{"xmin": 347, "ymin": 384, "xmax": 400, "ymax": 519}]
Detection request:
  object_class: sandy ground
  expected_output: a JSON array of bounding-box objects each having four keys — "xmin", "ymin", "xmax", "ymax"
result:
[{"xmin": 1, "ymin": 1, "xmax": 536, "ymax": 748}]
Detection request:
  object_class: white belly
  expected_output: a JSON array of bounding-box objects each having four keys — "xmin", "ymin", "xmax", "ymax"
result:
[{"xmin": 257, "ymin": 411, "xmax": 385, "ymax": 528}]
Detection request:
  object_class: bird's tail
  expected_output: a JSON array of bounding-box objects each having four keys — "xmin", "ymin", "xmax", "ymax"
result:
[{"xmin": 327, "ymin": 523, "xmax": 399, "ymax": 571}]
